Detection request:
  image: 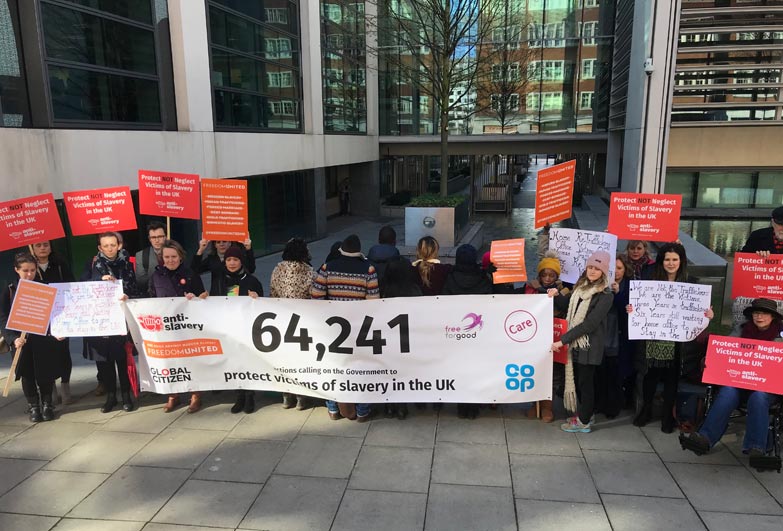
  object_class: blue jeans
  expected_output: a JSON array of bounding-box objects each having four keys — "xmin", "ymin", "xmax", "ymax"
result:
[
  {"xmin": 325, "ymin": 400, "xmax": 370, "ymax": 417},
  {"xmin": 699, "ymin": 386, "xmax": 772, "ymax": 452}
]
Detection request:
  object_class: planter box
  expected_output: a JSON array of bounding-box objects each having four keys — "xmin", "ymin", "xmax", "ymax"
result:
[{"xmin": 404, "ymin": 202, "xmax": 469, "ymax": 247}]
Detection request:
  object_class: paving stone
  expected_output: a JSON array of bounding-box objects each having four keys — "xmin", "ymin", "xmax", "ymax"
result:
[
  {"xmin": 750, "ymin": 465, "xmax": 783, "ymax": 506},
  {"xmin": 0, "ymin": 421, "xmax": 96, "ymax": 460},
  {"xmin": 128, "ymin": 428, "xmax": 224, "ymax": 469},
  {"xmin": 332, "ymin": 489, "xmax": 426, "ymax": 531},
  {"xmin": 505, "ymin": 419, "xmax": 581, "ymax": 456},
  {"xmin": 0, "ymin": 457, "xmax": 46, "ymax": 496},
  {"xmin": 432, "ymin": 442, "xmax": 511, "ymax": 488},
  {"xmin": 299, "ymin": 406, "xmax": 372, "ymax": 437},
  {"xmin": 425, "ymin": 483, "xmax": 516, "ymax": 531},
  {"xmin": 670, "ymin": 463, "xmax": 783, "ymax": 514},
  {"xmin": 583, "ymin": 449, "xmax": 683, "ymax": 498},
  {"xmin": 515, "ymin": 499, "xmax": 611, "ymax": 530},
  {"xmin": 275, "ymin": 435, "xmax": 362, "ymax": 479},
  {"xmin": 100, "ymin": 406, "xmax": 185, "ymax": 435},
  {"xmin": 365, "ymin": 415, "xmax": 436, "ymax": 448},
  {"xmin": 0, "ymin": 424, "xmax": 32, "ymax": 445},
  {"xmin": 349, "ymin": 445, "xmax": 431, "ymax": 493},
  {"xmin": 153, "ymin": 479, "xmax": 261, "ymax": 528},
  {"xmin": 436, "ymin": 417, "xmax": 506, "ymax": 445},
  {"xmin": 52, "ymin": 519, "xmax": 144, "ymax": 531},
  {"xmin": 69, "ymin": 466, "xmax": 190, "ymax": 521},
  {"xmin": 602, "ymin": 494, "xmax": 704, "ymax": 530},
  {"xmin": 143, "ymin": 524, "xmax": 233, "ymax": 531},
  {"xmin": 642, "ymin": 426, "xmax": 740, "ymax": 465},
  {"xmin": 170, "ymin": 402, "xmax": 245, "ymax": 432},
  {"xmin": 510, "ymin": 454, "xmax": 600, "ymax": 503},
  {"xmin": 0, "ymin": 512, "xmax": 58, "ymax": 531},
  {"xmin": 240, "ymin": 475, "xmax": 346, "ymax": 531},
  {"xmin": 193, "ymin": 438, "xmax": 288, "ymax": 483},
  {"xmin": 576, "ymin": 423, "xmax": 654, "ymax": 452},
  {"xmin": 699, "ymin": 511, "xmax": 783, "ymax": 531},
  {"xmin": 56, "ymin": 398, "xmax": 123, "ymax": 424},
  {"xmin": 228, "ymin": 403, "xmax": 310, "ymax": 441},
  {"xmin": 0, "ymin": 396, "xmax": 36, "ymax": 426},
  {"xmin": 45, "ymin": 431, "xmax": 154, "ymax": 473},
  {"xmin": 0, "ymin": 470, "xmax": 107, "ymax": 517}
]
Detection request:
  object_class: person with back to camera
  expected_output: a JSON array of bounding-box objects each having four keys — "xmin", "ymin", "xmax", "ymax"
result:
[
  {"xmin": 367, "ymin": 225, "xmax": 408, "ymax": 291},
  {"xmin": 412, "ymin": 236, "xmax": 452, "ymax": 297},
  {"xmin": 680, "ymin": 298, "xmax": 782, "ymax": 471}
]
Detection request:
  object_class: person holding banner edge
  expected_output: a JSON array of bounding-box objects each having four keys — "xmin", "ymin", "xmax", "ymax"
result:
[{"xmin": 1, "ymin": 252, "xmax": 65, "ymax": 423}]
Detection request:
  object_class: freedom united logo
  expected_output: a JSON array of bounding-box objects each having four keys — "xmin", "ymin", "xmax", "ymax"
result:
[{"xmin": 444, "ymin": 313, "xmax": 484, "ymax": 340}]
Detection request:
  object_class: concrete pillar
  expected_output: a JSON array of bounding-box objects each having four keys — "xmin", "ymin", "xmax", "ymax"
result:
[
  {"xmin": 299, "ymin": 1, "xmax": 324, "ymax": 135},
  {"xmin": 365, "ymin": 1, "xmax": 379, "ymax": 136},
  {"xmin": 168, "ymin": 0, "xmax": 214, "ymax": 132}
]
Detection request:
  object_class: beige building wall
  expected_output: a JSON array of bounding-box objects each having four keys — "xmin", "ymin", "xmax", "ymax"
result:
[{"xmin": 667, "ymin": 126, "xmax": 783, "ymax": 169}]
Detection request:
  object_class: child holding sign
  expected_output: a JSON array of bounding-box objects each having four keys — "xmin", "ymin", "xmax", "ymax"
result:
[{"xmin": 0, "ymin": 253, "xmax": 65, "ymax": 423}]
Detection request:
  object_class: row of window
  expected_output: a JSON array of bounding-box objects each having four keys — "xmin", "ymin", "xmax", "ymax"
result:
[{"xmin": 493, "ymin": 21, "xmax": 601, "ymax": 49}]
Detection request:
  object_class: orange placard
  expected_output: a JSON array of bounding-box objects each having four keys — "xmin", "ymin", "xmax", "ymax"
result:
[
  {"xmin": 553, "ymin": 318, "xmax": 568, "ymax": 364},
  {"xmin": 63, "ymin": 186, "xmax": 137, "ymax": 236},
  {"xmin": 490, "ymin": 239, "xmax": 527, "ymax": 284},
  {"xmin": 534, "ymin": 160, "xmax": 576, "ymax": 229},
  {"xmin": 138, "ymin": 170, "xmax": 201, "ymax": 219},
  {"xmin": 201, "ymin": 179, "xmax": 248, "ymax": 241},
  {"xmin": 731, "ymin": 252, "xmax": 783, "ymax": 299},
  {"xmin": 5, "ymin": 280, "xmax": 58, "ymax": 336},
  {"xmin": 143, "ymin": 339, "xmax": 224, "ymax": 359},
  {"xmin": 607, "ymin": 193, "xmax": 682, "ymax": 241},
  {"xmin": 0, "ymin": 193, "xmax": 66, "ymax": 252}
]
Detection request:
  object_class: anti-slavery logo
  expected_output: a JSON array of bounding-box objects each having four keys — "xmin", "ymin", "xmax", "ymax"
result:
[
  {"xmin": 444, "ymin": 313, "xmax": 484, "ymax": 340},
  {"xmin": 137, "ymin": 313, "xmax": 204, "ymax": 332}
]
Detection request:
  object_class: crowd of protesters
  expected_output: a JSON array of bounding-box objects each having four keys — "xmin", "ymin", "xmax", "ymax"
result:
[{"xmin": 2, "ymin": 206, "xmax": 783, "ymax": 471}]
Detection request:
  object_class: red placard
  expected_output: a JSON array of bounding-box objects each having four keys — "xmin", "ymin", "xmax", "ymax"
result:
[
  {"xmin": 731, "ymin": 252, "xmax": 783, "ymax": 300},
  {"xmin": 490, "ymin": 239, "xmax": 527, "ymax": 284},
  {"xmin": 607, "ymin": 193, "xmax": 682, "ymax": 241},
  {"xmin": 5, "ymin": 279, "xmax": 58, "ymax": 336},
  {"xmin": 201, "ymin": 179, "xmax": 248, "ymax": 241},
  {"xmin": 138, "ymin": 169, "xmax": 200, "ymax": 219},
  {"xmin": 63, "ymin": 186, "xmax": 137, "ymax": 236},
  {"xmin": 0, "ymin": 193, "xmax": 65, "ymax": 251},
  {"xmin": 703, "ymin": 335, "xmax": 783, "ymax": 395},
  {"xmin": 553, "ymin": 318, "xmax": 568, "ymax": 364},
  {"xmin": 534, "ymin": 160, "xmax": 576, "ymax": 229}
]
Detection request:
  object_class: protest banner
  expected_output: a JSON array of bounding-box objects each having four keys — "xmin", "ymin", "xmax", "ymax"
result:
[
  {"xmin": 548, "ymin": 228, "xmax": 617, "ymax": 284},
  {"xmin": 138, "ymin": 170, "xmax": 200, "ymax": 220},
  {"xmin": 607, "ymin": 193, "xmax": 682, "ymax": 241},
  {"xmin": 62, "ymin": 186, "xmax": 137, "ymax": 236},
  {"xmin": 124, "ymin": 295, "xmax": 555, "ymax": 403},
  {"xmin": 553, "ymin": 318, "xmax": 568, "ymax": 364},
  {"xmin": 201, "ymin": 179, "xmax": 248, "ymax": 241},
  {"xmin": 703, "ymin": 335, "xmax": 783, "ymax": 395},
  {"xmin": 490, "ymin": 239, "xmax": 527, "ymax": 283},
  {"xmin": 49, "ymin": 281, "xmax": 126, "ymax": 337},
  {"xmin": 731, "ymin": 252, "xmax": 783, "ymax": 300},
  {"xmin": 534, "ymin": 160, "xmax": 576, "ymax": 229},
  {"xmin": 0, "ymin": 193, "xmax": 66, "ymax": 252},
  {"xmin": 628, "ymin": 280, "xmax": 711, "ymax": 341}
]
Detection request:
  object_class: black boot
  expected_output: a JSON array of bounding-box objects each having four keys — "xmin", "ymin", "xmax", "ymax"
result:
[
  {"xmin": 244, "ymin": 392, "xmax": 255, "ymax": 414},
  {"xmin": 282, "ymin": 393, "xmax": 296, "ymax": 409},
  {"xmin": 121, "ymin": 391, "xmax": 134, "ymax": 412},
  {"xmin": 41, "ymin": 395, "xmax": 55, "ymax": 421},
  {"xmin": 295, "ymin": 395, "xmax": 308, "ymax": 410},
  {"xmin": 633, "ymin": 403, "xmax": 652, "ymax": 427},
  {"xmin": 231, "ymin": 391, "xmax": 246, "ymax": 414},
  {"xmin": 101, "ymin": 393, "xmax": 118, "ymax": 413},
  {"xmin": 28, "ymin": 402, "xmax": 42, "ymax": 423}
]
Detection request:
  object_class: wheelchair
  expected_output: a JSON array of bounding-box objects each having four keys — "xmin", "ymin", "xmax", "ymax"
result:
[{"xmin": 679, "ymin": 385, "xmax": 782, "ymax": 473}]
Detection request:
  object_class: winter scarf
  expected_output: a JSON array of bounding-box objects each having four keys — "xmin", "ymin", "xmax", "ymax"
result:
[
  {"xmin": 92, "ymin": 249, "xmax": 138, "ymax": 297},
  {"xmin": 628, "ymin": 255, "xmax": 653, "ymax": 280},
  {"xmin": 563, "ymin": 280, "xmax": 606, "ymax": 413}
]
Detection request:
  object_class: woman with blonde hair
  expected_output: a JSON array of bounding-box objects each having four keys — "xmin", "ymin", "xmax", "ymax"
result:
[{"xmin": 412, "ymin": 236, "xmax": 452, "ymax": 296}]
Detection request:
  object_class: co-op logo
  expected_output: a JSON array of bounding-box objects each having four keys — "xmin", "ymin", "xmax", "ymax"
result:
[
  {"xmin": 444, "ymin": 313, "xmax": 483, "ymax": 340},
  {"xmin": 137, "ymin": 313, "xmax": 204, "ymax": 332},
  {"xmin": 504, "ymin": 310, "xmax": 538, "ymax": 342},
  {"xmin": 505, "ymin": 363, "xmax": 535, "ymax": 392}
]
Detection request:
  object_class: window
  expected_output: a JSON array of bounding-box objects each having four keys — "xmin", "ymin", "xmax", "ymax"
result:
[
  {"xmin": 420, "ymin": 96, "xmax": 429, "ymax": 114},
  {"xmin": 322, "ymin": 3, "xmax": 341, "ymax": 24},
  {"xmin": 579, "ymin": 0, "xmax": 600, "ymax": 7},
  {"xmin": 270, "ymin": 100, "xmax": 297, "ymax": 115},
  {"xmin": 529, "ymin": 61, "xmax": 565, "ymax": 81},
  {"xmin": 580, "ymin": 91, "xmax": 594, "ymax": 109},
  {"xmin": 397, "ymin": 96, "xmax": 413, "ymax": 114},
  {"xmin": 324, "ymin": 68, "xmax": 342, "ymax": 87},
  {"xmin": 265, "ymin": 8, "xmax": 288, "ymax": 24},
  {"xmin": 582, "ymin": 21, "xmax": 598, "ymax": 46},
  {"xmin": 526, "ymin": 93, "xmax": 539, "ymax": 111},
  {"xmin": 581, "ymin": 59, "xmax": 596, "ymax": 79},
  {"xmin": 491, "ymin": 94, "xmax": 520, "ymax": 112},
  {"xmin": 529, "ymin": 92, "xmax": 564, "ymax": 111},
  {"xmin": 544, "ymin": 23, "xmax": 565, "ymax": 48},
  {"xmin": 493, "ymin": 26, "xmax": 520, "ymax": 50},
  {"xmin": 528, "ymin": 23, "xmax": 543, "ymax": 47},
  {"xmin": 265, "ymin": 37, "xmax": 292, "ymax": 59},
  {"xmin": 267, "ymin": 71, "xmax": 293, "ymax": 88},
  {"xmin": 492, "ymin": 63, "xmax": 520, "ymax": 82}
]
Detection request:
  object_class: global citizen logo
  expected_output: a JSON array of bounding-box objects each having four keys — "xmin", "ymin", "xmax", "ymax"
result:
[
  {"xmin": 504, "ymin": 310, "xmax": 538, "ymax": 343},
  {"xmin": 137, "ymin": 313, "xmax": 204, "ymax": 332},
  {"xmin": 444, "ymin": 313, "xmax": 484, "ymax": 340}
]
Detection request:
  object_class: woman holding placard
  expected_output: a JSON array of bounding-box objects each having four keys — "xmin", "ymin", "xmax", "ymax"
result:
[
  {"xmin": 0, "ymin": 252, "xmax": 65, "ymax": 423},
  {"xmin": 149, "ymin": 239, "xmax": 208, "ymax": 414}
]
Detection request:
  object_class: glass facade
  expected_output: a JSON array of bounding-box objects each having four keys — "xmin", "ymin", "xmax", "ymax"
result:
[
  {"xmin": 378, "ymin": 0, "xmax": 615, "ymax": 136},
  {"xmin": 320, "ymin": 1, "xmax": 367, "ymax": 133},
  {"xmin": 0, "ymin": 0, "xmax": 30, "ymax": 127},
  {"xmin": 673, "ymin": 0, "xmax": 783, "ymax": 123},
  {"xmin": 208, "ymin": 0, "xmax": 303, "ymax": 131}
]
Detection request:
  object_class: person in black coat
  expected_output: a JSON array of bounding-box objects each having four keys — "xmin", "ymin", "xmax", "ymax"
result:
[
  {"xmin": 192, "ymin": 237, "xmax": 255, "ymax": 295},
  {"xmin": 741, "ymin": 206, "xmax": 783, "ymax": 257},
  {"xmin": 0, "ymin": 252, "xmax": 65, "ymax": 422}
]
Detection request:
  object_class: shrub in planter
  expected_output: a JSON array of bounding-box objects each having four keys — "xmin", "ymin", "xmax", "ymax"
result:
[
  {"xmin": 384, "ymin": 190, "xmax": 412, "ymax": 206},
  {"xmin": 409, "ymin": 194, "xmax": 467, "ymax": 208}
]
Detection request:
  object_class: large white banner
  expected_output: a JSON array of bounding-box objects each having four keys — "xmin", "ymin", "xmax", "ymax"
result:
[
  {"xmin": 50, "ymin": 281, "xmax": 126, "ymax": 337},
  {"xmin": 549, "ymin": 228, "xmax": 617, "ymax": 284},
  {"xmin": 124, "ymin": 295, "xmax": 554, "ymax": 403},
  {"xmin": 628, "ymin": 281, "xmax": 712, "ymax": 341}
]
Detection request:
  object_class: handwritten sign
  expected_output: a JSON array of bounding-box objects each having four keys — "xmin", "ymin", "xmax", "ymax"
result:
[
  {"xmin": 4, "ymin": 280, "xmax": 58, "ymax": 336},
  {"xmin": 549, "ymin": 228, "xmax": 617, "ymax": 284},
  {"xmin": 628, "ymin": 281, "xmax": 711, "ymax": 342},
  {"xmin": 0, "ymin": 193, "xmax": 66, "ymax": 252},
  {"xmin": 201, "ymin": 179, "xmax": 248, "ymax": 241},
  {"xmin": 731, "ymin": 252, "xmax": 783, "ymax": 299},
  {"xmin": 490, "ymin": 239, "xmax": 527, "ymax": 283},
  {"xmin": 138, "ymin": 170, "xmax": 200, "ymax": 219},
  {"xmin": 63, "ymin": 186, "xmax": 137, "ymax": 236},
  {"xmin": 49, "ymin": 281, "xmax": 126, "ymax": 337},
  {"xmin": 607, "ymin": 193, "xmax": 682, "ymax": 241},
  {"xmin": 703, "ymin": 335, "xmax": 783, "ymax": 395},
  {"xmin": 553, "ymin": 318, "xmax": 568, "ymax": 364},
  {"xmin": 535, "ymin": 160, "xmax": 576, "ymax": 229}
]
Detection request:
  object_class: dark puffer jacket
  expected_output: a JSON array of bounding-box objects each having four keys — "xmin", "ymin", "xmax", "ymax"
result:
[
  {"xmin": 213, "ymin": 267, "xmax": 264, "ymax": 297},
  {"xmin": 442, "ymin": 264, "xmax": 493, "ymax": 295},
  {"xmin": 149, "ymin": 265, "xmax": 206, "ymax": 298}
]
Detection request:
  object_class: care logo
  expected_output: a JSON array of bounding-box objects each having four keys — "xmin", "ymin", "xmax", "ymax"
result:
[
  {"xmin": 444, "ymin": 313, "xmax": 484, "ymax": 340},
  {"xmin": 137, "ymin": 313, "xmax": 204, "ymax": 332},
  {"xmin": 504, "ymin": 310, "xmax": 538, "ymax": 343}
]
